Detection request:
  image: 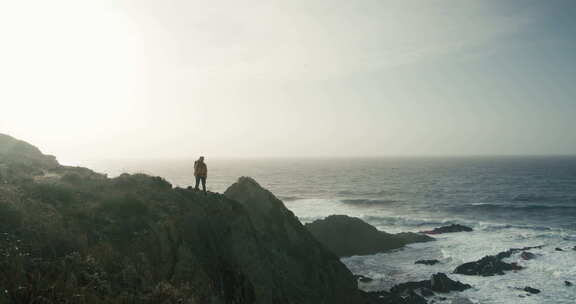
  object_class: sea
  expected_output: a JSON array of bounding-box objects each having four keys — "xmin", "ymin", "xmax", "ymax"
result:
[{"xmin": 85, "ymin": 157, "xmax": 576, "ymax": 304}]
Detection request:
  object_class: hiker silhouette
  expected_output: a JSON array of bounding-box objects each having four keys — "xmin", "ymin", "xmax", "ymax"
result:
[{"xmin": 194, "ymin": 156, "xmax": 208, "ymax": 194}]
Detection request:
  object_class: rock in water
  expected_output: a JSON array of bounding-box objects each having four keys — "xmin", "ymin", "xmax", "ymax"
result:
[
  {"xmin": 415, "ymin": 259, "xmax": 440, "ymax": 265},
  {"xmin": 430, "ymin": 273, "xmax": 472, "ymax": 293},
  {"xmin": 524, "ymin": 287, "xmax": 541, "ymax": 294},
  {"xmin": 421, "ymin": 224, "xmax": 473, "ymax": 234},
  {"xmin": 565, "ymin": 281, "xmax": 573, "ymax": 287},
  {"xmin": 390, "ymin": 272, "xmax": 471, "ymax": 294},
  {"xmin": 454, "ymin": 255, "xmax": 522, "ymax": 276},
  {"xmin": 304, "ymin": 215, "xmax": 434, "ymax": 257},
  {"xmin": 454, "ymin": 246, "xmax": 542, "ymax": 276}
]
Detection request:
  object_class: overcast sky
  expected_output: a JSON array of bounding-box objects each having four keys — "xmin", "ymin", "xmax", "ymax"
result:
[{"xmin": 1, "ymin": 0, "xmax": 576, "ymax": 163}]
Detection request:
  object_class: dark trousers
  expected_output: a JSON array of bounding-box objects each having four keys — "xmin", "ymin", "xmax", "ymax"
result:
[{"xmin": 195, "ymin": 176, "xmax": 207, "ymax": 192}]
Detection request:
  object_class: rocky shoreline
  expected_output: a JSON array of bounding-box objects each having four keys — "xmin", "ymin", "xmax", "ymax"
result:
[{"xmin": 1, "ymin": 133, "xmax": 573, "ymax": 304}]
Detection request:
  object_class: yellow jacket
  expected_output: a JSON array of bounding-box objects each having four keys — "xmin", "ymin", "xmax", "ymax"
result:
[{"xmin": 194, "ymin": 161, "xmax": 207, "ymax": 177}]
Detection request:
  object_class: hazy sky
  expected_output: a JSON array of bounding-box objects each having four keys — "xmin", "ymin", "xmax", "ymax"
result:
[{"xmin": 1, "ymin": 0, "xmax": 576, "ymax": 163}]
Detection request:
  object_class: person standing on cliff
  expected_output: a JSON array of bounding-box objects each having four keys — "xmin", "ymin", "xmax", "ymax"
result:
[{"xmin": 194, "ymin": 156, "xmax": 208, "ymax": 194}]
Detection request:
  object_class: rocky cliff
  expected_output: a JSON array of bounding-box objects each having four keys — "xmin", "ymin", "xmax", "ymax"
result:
[{"xmin": 0, "ymin": 134, "xmax": 368, "ymax": 304}]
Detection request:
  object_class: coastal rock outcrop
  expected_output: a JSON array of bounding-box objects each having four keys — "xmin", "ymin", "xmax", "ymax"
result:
[
  {"xmin": 0, "ymin": 134, "xmax": 370, "ymax": 304},
  {"xmin": 365, "ymin": 272, "xmax": 471, "ymax": 303},
  {"xmin": 454, "ymin": 245, "xmax": 543, "ymax": 276},
  {"xmin": 304, "ymin": 215, "xmax": 434, "ymax": 257}
]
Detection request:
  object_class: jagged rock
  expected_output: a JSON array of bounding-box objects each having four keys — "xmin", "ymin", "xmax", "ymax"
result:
[
  {"xmin": 304, "ymin": 215, "xmax": 434, "ymax": 257},
  {"xmin": 430, "ymin": 273, "xmax": 471, "ymax": 293},
  {"xmin": 454, "ymin": 255, "xmax": 522, "ymax": 276},
  {"xmin": 454, "ymin": 246, "xmax": 542, "ymax": 276},
  {"xmin": 524, "ymin": 286, "xmax": 541, "ymax": 294},
  {"xmin": 415, "ymin": 259, "xmax": 440, "ymax": 265},
  {"xmin": 421, "ymin": 224, "xmax": 473, "ymax": 235}
]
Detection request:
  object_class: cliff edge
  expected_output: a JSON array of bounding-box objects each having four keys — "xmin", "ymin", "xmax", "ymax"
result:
[{"xmin": 0, "ymin": 134, "xmax": 367, "ymax": 304}]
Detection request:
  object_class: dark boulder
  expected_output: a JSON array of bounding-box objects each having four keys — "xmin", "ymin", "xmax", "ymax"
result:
[
  {"xmin": 305, "ymin": 215, "xmax": 434, "ymax": 257},
  {"xmin": 565, "ymin": 281, "xmax": 573, "ymax": 287},
  {"xmin": 415, "ymin": 259, "xmax": 440, "ymax": 266},
  {"xmin": 421, "ymin": 224, "xmax": 473, "ymax": 235},
  {"xmin": 524, "ymin": 287, "xmax": 541, "ymax": 294},
  {"xmin": 430, "ymin": 273, "xmax": 472, "ymax": 293},
  {"xmin": 555, "ymin": 247, "xmax": 564, "ymax": 251},
  {"xmin": 454, "ymin": 255, "xmax": 522, "ymax": 276}
]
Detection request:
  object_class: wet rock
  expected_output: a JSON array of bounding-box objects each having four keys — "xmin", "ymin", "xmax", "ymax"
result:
[
  {"xmin": 454, "ymin": 245, "xmax": 543, "ymax": 276},
  {"xmin": 415, "ymin": 259, "xmax": 440, "ymax": 265},
  {"xmin": 555, "ymin": 247, "xmax": 564, "ymax": 251},
  {"xmin": 305, "ymin": 215, "xmax": 434, "ymax": 257},
  {"xmin": 524, "ymin": 286, "xmax": 541, "ymax": 294},
  {"xmin": 421, "ymin": 224, "xmax": 473, "ymax": 235},
  {"xmin": 454, "ymin": 255, "xmax": 522, "ymax": 276},
  {"xmin": 565, "ymin": 281, "xmax": 573, "ymax": 287},
  {"xmin": 430, "ymin": 273, "xmax": 471, "ymax": 293}
]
